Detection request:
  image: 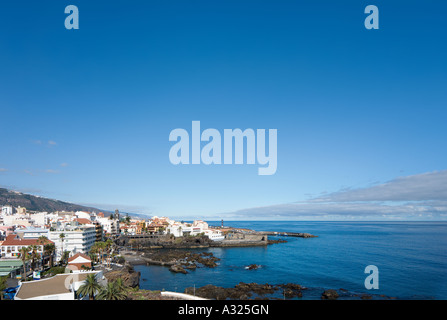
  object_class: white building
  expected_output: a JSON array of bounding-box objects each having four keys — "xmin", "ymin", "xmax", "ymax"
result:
[
  {"xmin": 166, "ymin": 223, "xmax": 191, "ymax": 237},
  {"xmin": 1, "ymin": 206, "xmax": 13, "ymax": 216},
  {"xmin": 14, "ymin": 270, "xmax": 105, "ymax": 300},
  {"xmin": 204, "ymin": 229, "xmax": 225, "ymax": 241},
  {"xmin": 192, "ymin": 220, "xmax": 209, "ymax": 230},
  {"xmin": 75, "ymin": 211, "xmax": 93, "ymax": 221},
  {"xmin": 96, "ymin": 217, "xmax": 120, "ymax": 235},
  {"xmin": 15, "ymin": 227, "xmax": 49, "ymax": 240},
  {"xmin": 29, "ymin": 212, "xmax": 51, "ymax": 227},
  {"xmin": 48, "ymin": 225, "xmax": 96, "ymax": 261},
  {"xmin": 2, "ymin": 214, "xmax": 32, "ymax": 228},
  {"xmin": 166, "ymin": 220, "xmax": 224, "ymax": 241}
]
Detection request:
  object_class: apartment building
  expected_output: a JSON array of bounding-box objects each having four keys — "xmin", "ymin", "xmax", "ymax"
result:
[{"xmin": 48, "ymin": 225, "xmax": 96, "ymax": 261}]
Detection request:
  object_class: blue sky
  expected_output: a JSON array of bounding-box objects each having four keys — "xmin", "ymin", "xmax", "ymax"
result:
[{"xmin": 1, "ymin": 1, "xmax": 446, "ymax": 220}]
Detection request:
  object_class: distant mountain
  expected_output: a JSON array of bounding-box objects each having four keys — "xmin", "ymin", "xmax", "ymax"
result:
[{"xmin": 0, "ymin": 188, "xmax": 108, "ymax": 214}]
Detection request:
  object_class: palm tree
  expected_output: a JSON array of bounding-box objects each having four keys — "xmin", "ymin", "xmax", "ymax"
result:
[
  {"xmin": 105, "ymin": 239, "xmax": 114, "ymax": 268},
  {"xmin": 97, "ymin": 242, "xmax": 106, "ymax": 265},
  {"xmin": 77, "ymin": 274, "xmax": 102, "ymax": 300},
  {"xmin": 29, "ymin": 245, "xmax": 39, "ymax": 272},
  {"xmin": 38, "ymin": 236, "xmax": 49, "ymax": 270},
  {"xmin": 19, "ymin": 246, "xmax": 31, "ymax": 281},
  {"xmin": 61, "ymin": 251, "xmax": 70, "ymax": 265},
  {"xmin": 96, "ymin": 280, "xmax": 126, "ymax": 300},
  {"xmin": 114, "ymin": 278, "xmax": 125, "ymax": 292},
  {"xmin": 91, "ymin": 242, "xmax": 103, "ymax": 264},
  {"xmin": 44, "ymin": 243, "xmax": 56, "ymax": 268},
  {"xmin": 59, "ymin": 233, "xmax": 66, "ymax": 264},
  {"xmin": 88, "ymin": 251, "xmax": 96, "ymax": 264}
]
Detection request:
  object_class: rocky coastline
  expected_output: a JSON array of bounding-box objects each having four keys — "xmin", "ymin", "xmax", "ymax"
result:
[
  {"xmin": 115, "ymin": 249, "xmax": 396, "ymax": 300},
  {"xmin": 183, "ymin": 282, "xmax": 396, "ymax": 300}
]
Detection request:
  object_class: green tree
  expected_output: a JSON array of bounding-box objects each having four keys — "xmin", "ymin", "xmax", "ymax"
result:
[
  {"xmin": 96, "ymin": 280, "xmax": 126, "ymax": 300},
  {"xmin": 0, "ymin": 276, "xmax": 7, "ymax": 300},
  {"xmin": 59, "ymin": 233, "xmax": 66, "ymax": 263},
  {"xmin": 105, "ymin": 239, "xmax": 115, "ymax": 268},
  {"xmin": 0, "ymin": 276, "xmax": 6, "ymax": 291},
  {"xmin": 29, "ymin": 245, "xmax": 40, "ymax": 272},
  {"xmin": 44, "ymin": 243, "xmax": 56, "ymax": 268},
  {"xmin": 37, "ymin": 236, "xmax": 49, "ymax": 270},
  {"xmin": 77, "ymin": 274, "xmax": 102, "ymax": 300},
  {"xmin": 19, "ymin": 246, "xmax": 31, "ymax": 281},
  {"xmin": 60, "ymin": 251, "xmax": 70, "ymax": 265}
]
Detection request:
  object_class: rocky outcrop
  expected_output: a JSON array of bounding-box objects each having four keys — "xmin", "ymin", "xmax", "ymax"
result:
[
  {"xmin": 103, "ymin": 263, "xmax": 140, "ymax": 288},
  {"xmin": 245, "ymin": 264, "xmax": 261, "ymax": 270},
  {"xmin": 142, "ymin": 250, "xmax": 220, "ymax": 272},
  {"xmin": 321, "ymin": 289, "xmax": 339, "ymax": 300},
  {"xmin": 184, "ymin": 282, "xmax": 305, "ymax": 300},
  {"xmin": 279, "ymin": 283, "xmax": 305, "ymax": 298},
  {"xmin": 169, "ymin": 264, "xmax": 187, "ymax": 274}
]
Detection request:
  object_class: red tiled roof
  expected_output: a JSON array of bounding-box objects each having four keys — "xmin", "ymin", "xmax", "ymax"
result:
[
  {"xmin": 74, "ymin": 218, "xmax": 92, "ymax": 225},
  {"xmin": 68, "ymin": 252, "xmax": 91, "ymax": 263},
  {"xmin": 1, "ymin": 234, "xmax": 54, "ymax": 246}
]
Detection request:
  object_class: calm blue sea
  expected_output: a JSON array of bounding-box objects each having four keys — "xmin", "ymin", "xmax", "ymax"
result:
[{"xmin": 134, "ymin": 221, "xmax": 447, "ymax": 299}]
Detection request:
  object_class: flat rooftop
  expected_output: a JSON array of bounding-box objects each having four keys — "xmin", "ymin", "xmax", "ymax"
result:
[{"xmin": 15, "ymin": 271, "xmax": 98, "ymax": 300}]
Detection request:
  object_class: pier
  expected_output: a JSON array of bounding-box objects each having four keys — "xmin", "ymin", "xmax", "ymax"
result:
[{"xmin": 253, "ymin": 231, "xmax": 317, "ymax": 238}]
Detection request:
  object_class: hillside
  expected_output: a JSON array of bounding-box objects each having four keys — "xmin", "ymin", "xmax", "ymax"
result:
[{"xmin": 0, "ymin": 188, "xmax": 106, "ymax": 214}]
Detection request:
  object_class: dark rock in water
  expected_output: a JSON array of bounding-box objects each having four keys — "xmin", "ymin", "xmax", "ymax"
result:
[
  {"xmin": 278, "ymin": 283, "xmax": 305, "ymax": 298},
  {"xmin": 300, "ymin": 233, "xmax": 317, "ymax": 238},
  {"xmin": 169, "ymin": 264, "xmax": 187, "ymax": 274},
  {"xmin": 185, "ymin": 281, "xmax": 391, "ymax": 300},
  {"xmin": 246, "ymin": 264, "xmax": 260, "ymax": 270},
  {"xmin": 185, "ymin": 282, "xmax": 303, "ymax": 300},
  {"xmin": 283, "ymin": 289, "xmax": 303, "ymax": 298},
  {"xmin": 268, "ymin": 239, "xmax": 287, "ymax": 244},
  {"xmin": 280, "ymin": 283, "xmax": 305, "ymax": 291},
  {"xmin": 185, "ymin": 284, "xmax": 232, "ymax": 300},
  {"xmin": 184, "ymin": 263, "xmax": 197, "ymax": 270},
  {"xmin": 321, "ymin": 289, "xmax": 339, "ymax": 300},
  {"xmin": 235, "ymin": 282, "xmax": 276, "ymax": 296}
]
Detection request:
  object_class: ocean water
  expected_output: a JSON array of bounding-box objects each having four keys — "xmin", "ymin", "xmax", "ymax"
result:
[{"xmin": 134, "ymin": 221, "xmax": 447, "ymax": 299}]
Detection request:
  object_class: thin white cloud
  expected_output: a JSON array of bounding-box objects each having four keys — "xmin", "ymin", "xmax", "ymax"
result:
[
  {"xmin": 48, "ymin": 140, "xmax": 57, "ymax": 146},
  {"xmin": 23, "ymin": 169, "xmax": 35, "ymax": 176},
  {"xmin": 218, "ymin": 170, "xmax": 447, "ymax": 221},
  {"xmin": 0, "ymin": 168, "xmax": 8, "ymax": 172},
  {"xmin": 313, "ymin": 170, "xmax": 447, "ymax": 202},
  {"xmin": 44, "ymin": 169, "xmax": 60, "ymax": 174},
  {"xmin": 60, "ymin": 163, "xmax": 69, "ymax": 167},
  {"xmin": 79, "ymin": 202, "xmax": 152, "ymax": 215}
]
